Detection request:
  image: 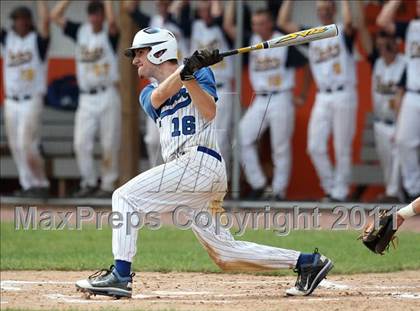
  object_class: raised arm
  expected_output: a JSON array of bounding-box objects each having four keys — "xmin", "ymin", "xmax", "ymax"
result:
[
  {"xmin": 376, "ymin": 0, "xmax": 401, "ymax": 33},
  {"xmin": 150, "ymin": 67, "xmax": 184, "ymax": 109},
  {"xmin": 174, "ymin": 1, "xmax": 193, "ymax": 38},
  {"xmin": 341, "ymin": 0, "xmax": 354, "ymax": 36},
  {"xmin": 223, "ymin": 0, "xmax": 236, "ymax": 41},
  {"xmin": 123, "ymin": 0, "xmax": 150, "ymax": 30},
  {"xmin": 355, "ymin": 0, "xmax": 373, "ymax": 55},
  {"xmin": 168, "ymin": 0, "xmax": 186, "ymax": 20},
  {"xmin": 150, "ymin": 66, "xmax": 217, "ymax": 122},
  {"xmin": 105, "ymin": 1, "xmax": 119, "ymax": 36},
  {"xmin": 123, "ymin": 0, "xmax": 139, "ymax": 14},
  {"xmin": 50, "ymin": 0, "xmax": 70, "ymax": 29},
  {"xmin": 37, "ymin": 0, "xmax": 49, "ymax": 38},
  {"xmin": 210, "ymin": 0, "xmax": 223, "ymax": 19},
  {"xmin": 150, "ymin": 67, "xmax": 217, "ymax": 121},
  {"xmin": 183, "ymin": 79, "xmax": 216, "ymax": 121},
  {"xmin": 277, "ymin": 0, "xmax": 300, "ymax": 33}
]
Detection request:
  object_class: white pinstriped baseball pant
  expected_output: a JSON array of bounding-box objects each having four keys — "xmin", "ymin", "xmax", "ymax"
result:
[{"xmin": 112, "ymin": 148, "xmax": 300, "ymax": 271}]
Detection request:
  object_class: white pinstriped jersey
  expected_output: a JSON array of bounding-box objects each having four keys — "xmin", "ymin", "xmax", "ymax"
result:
[
  {"xmin": 405, "ymin": 20, "xmax": 420, "ymax": 91},
  {"xmin": 308, "ymin": 24, "xmax": 356, "ymax": 90},
  {"xmin": 372, "ymin": 54, "xmax": 405, "ymax": 122},
  {"xmin": 249, "ymin": 31, "xmax": 295, "ymax": 92},
  {"xmin": 140, "ymin": 67, "xmax": 219, "ymax": 162}
]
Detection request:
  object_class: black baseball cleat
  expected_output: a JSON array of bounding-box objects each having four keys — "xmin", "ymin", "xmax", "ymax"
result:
[
  {"xmin": 75, "ymin": 265, "xmax": 134, "ymax": 298},
  {"xmin": 286, "ymin": 249, "xmax": 333, "ymax": 296}
]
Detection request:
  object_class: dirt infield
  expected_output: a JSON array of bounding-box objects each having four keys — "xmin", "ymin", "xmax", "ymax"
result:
[{"xmin": 1, "ymin": 270, "xmax": 419, "ymax": 310}]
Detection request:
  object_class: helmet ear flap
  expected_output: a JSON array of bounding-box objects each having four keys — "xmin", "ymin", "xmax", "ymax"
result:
[{"xmin": 153, "ymin": 49, "xmax": 167, "ymax": 59}]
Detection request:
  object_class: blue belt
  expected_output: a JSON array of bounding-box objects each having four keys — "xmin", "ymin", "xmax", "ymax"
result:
[{"xmin": 197, "ymin": 146, "xmax": 222, "ymax": 162}]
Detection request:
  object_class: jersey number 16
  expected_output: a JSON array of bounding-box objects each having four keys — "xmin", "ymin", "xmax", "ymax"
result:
[{"xmin": 171, "ymin": 116, "xmax": 196, "ymax": 137}]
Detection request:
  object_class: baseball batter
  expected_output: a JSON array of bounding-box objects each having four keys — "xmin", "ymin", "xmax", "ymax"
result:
[
  {"xmin": 124, "ymin": 0, "xmax": 189, "ymax": 167},
  {"xmin": 279, "ymin": 0, "xmax": 357, "ymax": 202},
  {"xmin": 51, "ymin": 0, "xmax": 121, "ymax": 198},
  {"xmin": 75, "ymin": 27, "xmax": 333, "ymax": 298},
  {"xmin": 1, "ymin": 3, "xmax": 50, "ymax": 198},
  {"xmin": 377, "ymin": 0, "xmax": 420, "ymax": 201},
  {"xmin": 370, "ymin": 32, "xmax": 405, "ymax": 201}
]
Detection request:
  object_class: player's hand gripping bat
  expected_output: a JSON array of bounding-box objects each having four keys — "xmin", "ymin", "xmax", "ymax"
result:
[{"xmin": 181, "ymin": 24, "xmax": 338, "ymax": 79}]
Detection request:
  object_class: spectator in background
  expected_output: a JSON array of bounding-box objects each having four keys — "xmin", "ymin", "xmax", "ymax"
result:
[
  {"xmin": 224, "ymin": 3, "xmax": 309, "ymax": 200},
  {"xmin": 1, "ymin": 2, "xmax": 50, "ymax": 198},
  {"xmin": 279, "ymin": 0, "xmax": 357, "ymax": 202},
  {"xmin": 376, "ymin": 0, "xmax": 420, "ymax": 202},
  {"xmin": 357, "ymin": 1, "xmax": 405, "ymax": 203},
  {"xmin": 123, "ymin": 0, "xmax": 188, "ymax": 168},
  {"xmin": 371, "ymin": 32, "xmax": 405, "ymax": 203},
  {"xmin": 177, "ymin": 1, "xmax": 235, "ymax": 173},
  {"xmin": 51, "ymin": 0, "xmax": 121, "ymax": 198}
]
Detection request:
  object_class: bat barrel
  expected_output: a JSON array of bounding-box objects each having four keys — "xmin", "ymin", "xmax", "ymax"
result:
[
  {"xmin": 267, "ymin": 24, "xmax": 338, "ymax": 48},
  {"xmin": 219, "ymin": 24, "xmax": 339, "ymax": 58}
]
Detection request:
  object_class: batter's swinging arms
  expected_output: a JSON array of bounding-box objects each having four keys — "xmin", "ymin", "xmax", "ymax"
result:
[{"xmin": 75, "ymin": 27, "xmax": 333, "ymax": 298}]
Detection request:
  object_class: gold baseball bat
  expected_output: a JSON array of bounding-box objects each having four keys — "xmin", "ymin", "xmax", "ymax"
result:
[{"xmin": 219, "ymin": 24, "xmax": 338, "ymax": 58}]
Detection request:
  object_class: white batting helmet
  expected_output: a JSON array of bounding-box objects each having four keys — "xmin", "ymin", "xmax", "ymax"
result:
[{"xmin": 124, "ymin": 27, "xmax": 178, "ymax": 65}]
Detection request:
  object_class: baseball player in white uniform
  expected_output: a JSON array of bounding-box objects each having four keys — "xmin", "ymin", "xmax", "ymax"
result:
[
  {"xmin": 1, "ymin": 3, "xmax": 50, "ymax": 198},
  {"xmin": 75, "ymin": 27, "xmax": 333, "ymax": 298},
  {"xmin": 238, "ymin": 9, "xmax": 308, "ymax": 200},
  {"xmin": 51, "ymin": 0, "xmax": 121, "ymax": 198},
  {"xmin": 279, "ymin": 0, "xmax": 357, "ymax": 202},
  {"xmin": 124, "ymin": 0, "xmax": 189, "ymax": 167},
  {"xmin": 370, "ymin": 32, "xmax": 406, "ymax": 202},
  {"xmin": 377, "ymin": 0, "xmax": 420, "ymax": 202}
]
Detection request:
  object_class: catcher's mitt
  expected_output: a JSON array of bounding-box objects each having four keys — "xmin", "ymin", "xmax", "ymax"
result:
[{"xmin": 359, "ymin": 211, "xmax": 398, "ymax": 255}]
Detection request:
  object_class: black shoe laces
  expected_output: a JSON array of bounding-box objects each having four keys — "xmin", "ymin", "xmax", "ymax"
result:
[
  {"xmin": 88, "ymin": 265, "xmax": 114, "ymax": 280},
  {"xmin": 88, "ymin": 265, "xmax": 136, "ymax": 280}
]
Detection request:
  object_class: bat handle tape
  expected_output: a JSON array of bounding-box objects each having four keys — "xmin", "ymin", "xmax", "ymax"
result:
[{"xmin": 219, "ymin": 50, "xmax": 239, "ymax": 58}]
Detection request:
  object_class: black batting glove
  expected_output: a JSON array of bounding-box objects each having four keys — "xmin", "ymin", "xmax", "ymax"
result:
[
  {"xmin": 180, "ymin": 62, "xmax": 196, "ymax": 81},
  {"xmin": 180, "ymin": 49, "xmax": 223, "ymax": 81}
]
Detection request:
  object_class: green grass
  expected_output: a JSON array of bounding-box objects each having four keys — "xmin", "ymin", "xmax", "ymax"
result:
[{"xmin": 1, "ymin": 222, "xmax": 419, "ymax": 274}]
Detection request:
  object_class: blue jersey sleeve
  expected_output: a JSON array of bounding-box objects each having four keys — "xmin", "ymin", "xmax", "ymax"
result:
[
  {"xmin": 193, "ymin": 67, "xmax": 218, "ymax": 102},
  {"xmin": 139, "ymin": 84, "xmax": 160, "ymax": 122}
]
